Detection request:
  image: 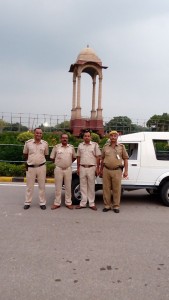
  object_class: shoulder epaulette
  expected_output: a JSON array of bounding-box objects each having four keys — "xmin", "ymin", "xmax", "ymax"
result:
[
  {"xmin": 42, "ymin": 139, "xmax": 48, "ymax": 145},
  {"xmin": 25, "ymin": 139, "xmax": 34, "ymax": 143}
]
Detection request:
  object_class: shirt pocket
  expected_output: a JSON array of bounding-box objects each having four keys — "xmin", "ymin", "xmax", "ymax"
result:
[
  {"xmin": 28, "ymin": 146, "xmax": 36, "ymax": 155},
  {"xmin": 105, "ymin": 149, "xmax": 111, "ymax": 156},
  {"xmin": 67, "ymin": 148, "xmax": 73, "ymax": 156},
  {"xmin": 57, "ymin": 150, "xmax": 64, "ymax": 159},
  {"xmin": 39, "ymin": 147, "xmax": 45, "ymax": 154}
]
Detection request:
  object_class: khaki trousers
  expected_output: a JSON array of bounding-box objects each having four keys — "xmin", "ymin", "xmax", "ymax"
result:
[
  {"xmin": 103, "ymin": 167, "xmax": 122, "ymax": 209},
  {"xmin": 25, "ymin": 165, "xmax": 46, "ymax": 206},
  {"xmin": 54, "ymin": 166, "xmax": 72, "ymax": 206},
  {"xmin": 79, "ymin": 166, "xmax": 96, "ymax": 207}
]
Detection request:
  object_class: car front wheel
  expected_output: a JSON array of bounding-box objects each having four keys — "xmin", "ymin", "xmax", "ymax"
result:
[
  {"xmin": 160, "ymin": 182, "xmax": 169, "ymax": 206},
  {"xmin": 71, "ymin": 177, "xmax": 81, "ymax": 205}
]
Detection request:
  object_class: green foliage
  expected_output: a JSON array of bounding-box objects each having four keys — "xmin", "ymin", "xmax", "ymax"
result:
[
  {"xmin": 43, "ymin": 133, "xmax": 60, "ymax": 146},
  {"xmin": 0, "ymin": 133, "xmax": 24, "ymax": 162},
  {"xmin": 99, "ymin": 137, "xmax": 109, "ymax": 148},
  {"xmin": 91, "ymin": 133, "xmax": 101, "ymax": 144},
  {"xmin": 154, "ymin": 140, "xmax": 169, "ymax": 151},
  {"xmin": 0, "ymin": 144, "xmax": 24, "ymax": 162},
  {"xmin": 55, "ymin": 120, "xmax": 70, "ymax": 129},
  {"xmin": 17, "ymin": 131, "xmax": 34, "ymax": 143},
  {"xmin": 105, "ymin": 116, "xmax": 132, "ymax": 134},
  {"xmin": 146, "ymin": 113, "xmax": 169, "ymax": 131},
  {"xmin": 46, "ymin": 162, "xmax": 55, "ymax": 177},
  {"xmin": 0, "ymin": 162, "xmax": 26, "ymax": 176},
  {"xmin": 0, "ymin": 162, "xmax": 55, "ymax": 177},
  {"xmin": 3, "ymin": 122, "xmax": 28, "ymax": 132},
  {"xmin": 131, "ymin": 124, "xmax": 148, "ymax": 132},
  {"xmin": 0, "ymin": 132, "xmax": 20, "ymax": 144},
  {"xmin": 0, "ymin": 119, "xmax": 7, "ymax": 133},
  {"xmin": 105, "ymin": 116, "xmax": 148, "ymax": 134},
  {"xmin": 73, "ymin": 138, "xmax": 83, "ymax": 148}
]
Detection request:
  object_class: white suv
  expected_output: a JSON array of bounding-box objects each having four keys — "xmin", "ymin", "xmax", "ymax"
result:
[{"xmin": 71, "ymin": 132, "xmax": 169, "ymax": 206}]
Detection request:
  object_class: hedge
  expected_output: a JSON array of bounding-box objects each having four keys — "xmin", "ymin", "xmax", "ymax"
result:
[{"xmin": 0, "ymin": 162, "xmax": 55, "ymax": 177}]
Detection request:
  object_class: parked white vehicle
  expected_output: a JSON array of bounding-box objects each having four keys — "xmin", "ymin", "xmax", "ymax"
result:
[{"xmin": 71, "ymin": 132, "xmax": 169, "ymax": 206}]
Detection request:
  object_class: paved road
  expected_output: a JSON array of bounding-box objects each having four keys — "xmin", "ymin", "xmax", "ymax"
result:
[{"xmin": 0, "ymin": 183, "xmax": 169, "ymax": 300}]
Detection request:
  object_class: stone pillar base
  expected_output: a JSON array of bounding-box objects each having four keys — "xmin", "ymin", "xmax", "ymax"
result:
[{"xmin": 70, "ymin": 118, "xmax": 104, "ymax": 137}]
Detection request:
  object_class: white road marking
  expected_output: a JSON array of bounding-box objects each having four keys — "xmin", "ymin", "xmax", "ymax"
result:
[{"xmin": 0, "ymin": 183, "xmax": 55, "ymax": 187}]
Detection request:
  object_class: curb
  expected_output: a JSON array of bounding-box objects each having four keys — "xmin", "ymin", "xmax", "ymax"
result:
[{"xmin": 0, "ymin": 177, "xmax": 55, "ymax": 183}]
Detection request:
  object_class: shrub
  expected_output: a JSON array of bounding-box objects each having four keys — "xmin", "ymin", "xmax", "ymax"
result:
[
  {"xmin": 91, "ymin": 133, "xmax": 101, "ymax": 144},
  {"xmin": 0, "ymin": 162, "xmax": 26, "ymax": 177},
  {"xmin": 0, "ymin": 162, "xmax": 55, "ymax": 177},
  {"xmin": 46, "ymin": 162, "xmax": 55, "ymax": 177},
  {"xmin": 17, "ymin": 132, "xmax": 34, "ymax": 143},
  {"xmin": 0, "ymin": 144, "xmax": 24, "ymax": 162},
  {"xmin": 0, "ymin": 132, "xmax": 19, "ymax": 144},
  {"xmin": 99, "ymin": 137, "xmax": 108, "ymax": 148}
]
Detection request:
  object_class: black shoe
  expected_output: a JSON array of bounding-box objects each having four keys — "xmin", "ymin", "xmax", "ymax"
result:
[
  {"xmin": 113, "ymin": 208, "xmax": 120, "ymax": 213},
  {"xmin": 24, "ymin": 205, "xmax": 30, "ymax": 210},
  {"xmin": 102, "ymin": 208, "xmax": 111, "ymax": 212},
  {"xmin": 40, "ymin": 205, "xmax": 46, "ymax": 210}
]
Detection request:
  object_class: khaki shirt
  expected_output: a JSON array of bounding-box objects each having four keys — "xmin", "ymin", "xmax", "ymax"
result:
[
  {"xmin": 23, "ymin": 139, "xmax": 49, "ymax": 165},
  {"xmin": 77, "ymin": 141, "xmax": 101, "ymax": 165},
  {"xmin": 50, "ymin": 144, "xmax": 76, "ymax": 168},
  {"xmin": 102, "ymin": 142, "xmax": 128, "ymax": 169}
]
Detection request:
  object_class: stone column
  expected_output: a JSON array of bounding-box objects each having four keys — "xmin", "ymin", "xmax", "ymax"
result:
[
  {"xmin": 97, "ymin": 76, "xmax": 103, "ymax": 119},
  {"xmin": 91, "ymin": 76, "xmax": 96, "ymax": 119},
  {"xmin": 76, "ymin": 74, "xmax": 81, "ymax": 118},
  {"xmin": 71, "ymin": 76, "xmax": 76, "ymax": 119}
]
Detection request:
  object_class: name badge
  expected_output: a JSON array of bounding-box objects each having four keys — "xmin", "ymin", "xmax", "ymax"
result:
[{"xmin": 116, "ymin": 154, "xmax": 120, "ymax": 160}]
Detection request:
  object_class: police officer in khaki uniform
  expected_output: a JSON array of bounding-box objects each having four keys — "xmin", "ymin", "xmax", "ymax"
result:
[
  {"xmin": 23, "ymin": 128, "xmax": 49, "ymax": 210},
  {"xmin": 100, "ymin": 130, "xmax": 128, "ymax": 213},
  {"xmin": 50, "ymin": 133, "xmax": 76, "ymax": 210},
  {"xmin": 76, "ymin": 130, "xmax": 101, "ymax": 210}
]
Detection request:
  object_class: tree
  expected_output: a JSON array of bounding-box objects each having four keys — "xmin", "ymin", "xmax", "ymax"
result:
[
  {"xmin": 146, "ymin": 113, "xmax": 169, "ymax": 131},
  {"xmin": 105, "ymin": 116, "xmax": 132, "ymax": 134},
  {"xmin": 55, "ymin": 121, "xmax": 70, "ymax": 130},
  {"xmin": 0, "ymin": 119, "xmax": 7, "ymax": 133},
  {"xmin": 38, "ymin": 121, "xmax": 70, "ymax": 132},
  {"xmin": 91, "ymin": 133, "xmax": 100, "ymax": 144},
  {"xmin": 105, "ymin": 116, "xmax": 148, "ymax": 134},
  {"xmin": 17, "ymin": 132, "xmax": 34, "ymax": 143},
  {"xmin": 3, "ymin": 122, "xmax": 28, "ymax": 132}
]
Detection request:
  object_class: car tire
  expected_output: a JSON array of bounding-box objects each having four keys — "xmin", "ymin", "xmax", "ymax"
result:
[
  {"xmin": 71, "ymin": 177, "xmax": 81, "ymax": 205},
  {"xmin": 160, "ymin": 182, "xmax": 169, "ymax": 206}
]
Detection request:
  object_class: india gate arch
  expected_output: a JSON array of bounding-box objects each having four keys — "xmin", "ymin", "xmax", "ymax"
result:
[{"xmin": 69, "ymin": 46, "xmax": 108, "ymax": 137}]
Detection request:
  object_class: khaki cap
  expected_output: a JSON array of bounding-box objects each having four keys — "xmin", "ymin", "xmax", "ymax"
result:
[{"xmin": 109, "ymin": 130, "xmax": 118, "ymax": 135}]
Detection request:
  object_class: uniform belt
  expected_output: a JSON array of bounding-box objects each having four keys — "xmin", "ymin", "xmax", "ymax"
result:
[
  {"xmin": 27, "ymin": 162, "xmax": 46, "ymax": 168},
  {"xmin": 104, "ymin": 165, "xmax": 123, "ymax": 171},
  {"xmin": 80, "ymin": 165, "xmax": 95, "ymax": 168}
]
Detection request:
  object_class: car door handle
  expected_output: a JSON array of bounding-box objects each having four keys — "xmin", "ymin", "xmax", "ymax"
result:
[{"xmin": 131, "ymin": 164, "xmax": 137, "ymax": 166}]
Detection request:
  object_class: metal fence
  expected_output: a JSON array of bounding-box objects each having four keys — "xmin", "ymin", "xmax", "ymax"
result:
[
  {"xmin": 0, "ymin": 112, "xmax": 69, "ymax": 132},
  {"xmin": 0, "ymin": 112, "xmax": 150, "ymax": 130},
  {"xmin": 1, "ymin": 111, "xmax": 169, "ymax": 133}
]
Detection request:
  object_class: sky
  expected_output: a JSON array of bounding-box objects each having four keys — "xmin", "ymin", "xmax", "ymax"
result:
[{"xmin": 0, "ymin": 0, "xmax": 169, "ymax": 127}]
